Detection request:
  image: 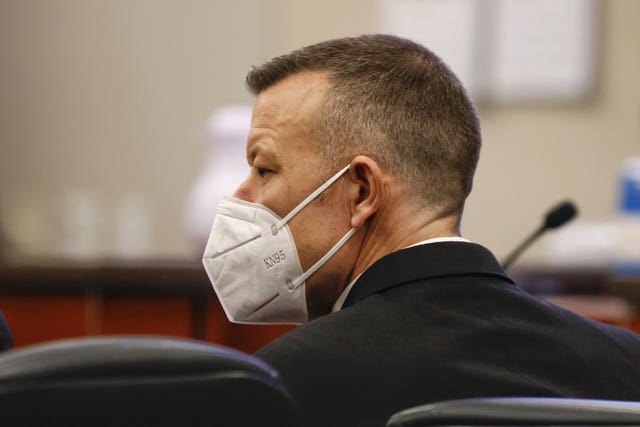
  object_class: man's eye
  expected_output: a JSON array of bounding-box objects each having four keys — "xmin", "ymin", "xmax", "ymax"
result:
[{"xmin": 256, "ymin": 167, "xmax": 270, "ymax": 178}]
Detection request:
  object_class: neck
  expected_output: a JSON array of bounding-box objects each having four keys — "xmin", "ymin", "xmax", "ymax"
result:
[{"xmin": 349, "ymin": 199, "xmax": 460, "ymax": 281}]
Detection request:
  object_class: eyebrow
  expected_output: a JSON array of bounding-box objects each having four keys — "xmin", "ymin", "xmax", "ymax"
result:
[{"xmin": 247, "ymin": 141, "xmax": 279, "ymax": 167}]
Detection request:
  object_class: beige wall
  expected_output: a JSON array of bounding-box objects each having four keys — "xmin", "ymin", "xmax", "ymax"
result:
[
  {"xmin": 0, "ymin": 0, "xmax": 265, "ymax": 258},
  {"xmin": 465, "ymin": 0, "xmax": 640, "ymax": 261},
  {"xmin": 1, "ymin": 0, "xmax": 638, "ymax": 262}
]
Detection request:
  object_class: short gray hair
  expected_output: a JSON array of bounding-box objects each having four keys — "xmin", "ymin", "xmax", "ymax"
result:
[{"xmin": 246, "ymin": 34, "xmax": 481, "ymax": 217}]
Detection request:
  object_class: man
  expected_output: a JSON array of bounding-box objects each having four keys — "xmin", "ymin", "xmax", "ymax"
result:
[{"xmin": 202, "ymin": 35, "xmax": 640, "ymax": 427}]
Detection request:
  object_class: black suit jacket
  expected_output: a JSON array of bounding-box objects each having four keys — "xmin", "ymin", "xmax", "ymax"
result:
[
  {"xmin": 256, "ymin": 242, "xmax": 640, "ymax": 427},
  {"xmin": 0, "ymin": 310, "xmax": 12, "ymax": 352}
]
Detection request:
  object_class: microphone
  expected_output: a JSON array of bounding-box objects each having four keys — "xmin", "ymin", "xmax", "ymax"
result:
[{"xmin": 502, "ymin": 200, "xmax": 578, "ymax": 270}]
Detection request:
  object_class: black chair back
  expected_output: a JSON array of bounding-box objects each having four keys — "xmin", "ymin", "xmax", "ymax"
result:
[
  {"xmin": 0, "ymin": 336, "xmax": 302, "ymax": 426},
  {"xmin": 386, "ymin": 397, "xmax": 640, "ymax": 426}
]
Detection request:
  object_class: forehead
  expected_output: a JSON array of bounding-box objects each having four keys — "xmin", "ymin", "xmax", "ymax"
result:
[{"xmin": 248, "ymin": 71, "xmax": 329, "ymax": 153}]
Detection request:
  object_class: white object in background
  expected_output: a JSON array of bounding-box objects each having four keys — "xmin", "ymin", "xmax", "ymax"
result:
[
  {"xmin": 114, "ymin": 193, "xmax": 152, "ymax": 259},
  {"xmin": 183, "ymin": 105, "xmax": 252, "ymax": 253},
  {"xmin": 613, "ymin": 157, "xmax": 640, "ymax": 271},
  {"xmin": 58, "ymin": 190, "xmax": 103, "ymax": 260},
  {"xmin": 378, "ymin": 0, "xmax": 598, "ymax": 103},
  {"xmin": 491, "ymin": 0, "xmax": 597, "ymax": 102},
  {"xmin": 614, "ymin": 217, "xmax": 640, "ymax": 268},
  {"xmin": 542, "ymin": 220, "xmax": 620, "ymax": 268},
  {"xmin": 378, "ymin": 0, "xmax": 477, "ymax": 94}
]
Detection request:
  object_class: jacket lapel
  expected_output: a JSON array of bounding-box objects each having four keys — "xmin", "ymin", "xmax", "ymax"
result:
[{"xmin": 342, "ymin": 242, "xmax": 514, "ymax": 309}]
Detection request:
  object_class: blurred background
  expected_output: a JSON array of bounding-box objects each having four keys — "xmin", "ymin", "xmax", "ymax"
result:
[
  {"xmin": 1, "ymin": 0, "xmax": 638, "ymax": 262},
  {"xmin": 0, "ymin": 0, "xmax": 638, "ymax": 350}
]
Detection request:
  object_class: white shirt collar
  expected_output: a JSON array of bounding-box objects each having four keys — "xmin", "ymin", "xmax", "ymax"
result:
[{"xmin": 330, "ymin": 236, "xmax": 471, "ymax": 313}]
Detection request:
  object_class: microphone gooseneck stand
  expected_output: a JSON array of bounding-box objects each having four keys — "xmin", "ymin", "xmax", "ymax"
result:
[{"xmin": 502, "ymin": 200, "xmax": 578, "ymax": 270}]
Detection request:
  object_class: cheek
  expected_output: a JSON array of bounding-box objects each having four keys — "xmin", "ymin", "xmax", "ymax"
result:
[
  {"xmin": 262, "ymin": 175, "xmax": 305, "ymax": 218},
  {"xmin": 289, "ymin": 203, "xmax": 350, "ymax": 269},
  {"xmin": 287, "ymin": 213, "xmax": 323, "ymax": 271}
]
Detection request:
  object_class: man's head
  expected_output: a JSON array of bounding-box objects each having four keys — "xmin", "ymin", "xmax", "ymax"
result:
[
  {"xmin": 246, "ymin": 34, "xmax": 481, "ymax": 219},
  {"xmin": 235, "ymin": 34, "xmax": 482, "ymax": 318}
]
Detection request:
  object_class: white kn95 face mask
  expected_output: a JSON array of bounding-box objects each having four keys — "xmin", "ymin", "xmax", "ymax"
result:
[{"xmin": 202, "ymin": 165, "xmax": 357, "ymax": 324}]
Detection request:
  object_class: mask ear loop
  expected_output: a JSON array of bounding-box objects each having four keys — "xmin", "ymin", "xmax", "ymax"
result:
[
  {"xmin": 275, "ymin": 164, "xmax": 351, "ymax": 230},
  {"xmin": 271, "ymin": 164, "xmax": 357, "ymax": 291},
  {"xmin": 289, "ymin": 226, "xmax": 358, "ymax": 290}
]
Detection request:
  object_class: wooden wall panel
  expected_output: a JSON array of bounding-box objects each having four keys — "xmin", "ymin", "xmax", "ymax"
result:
[
  {"xmin": 101, "ymin": 298, "xmax": 191, "ymax": 338},
  {"xmin": 1, "ymin": 263, "xmax": 637, "ymax": 354},
  {"xmin": 0, "ymin": 296, "xmax": 87, "ymax": 348},
  {"xmin": 204, "ymin": 300, "xmax": 229, "ymax": 344}
]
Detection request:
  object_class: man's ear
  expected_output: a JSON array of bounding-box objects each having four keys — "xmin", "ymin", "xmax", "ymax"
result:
[{"xmin": 346, "ymin": 156, "xmax": 384, "ymax": 228}]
